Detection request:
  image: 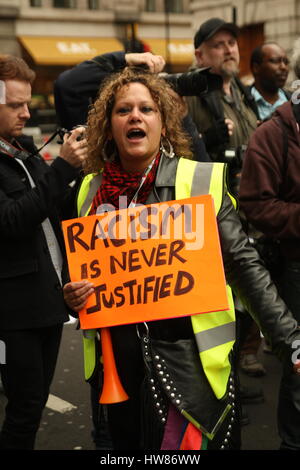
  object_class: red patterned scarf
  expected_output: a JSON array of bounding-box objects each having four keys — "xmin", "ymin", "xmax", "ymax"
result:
[{"xmin": 89, "ymin": 153, "xmax": 161, "ymax": 215}]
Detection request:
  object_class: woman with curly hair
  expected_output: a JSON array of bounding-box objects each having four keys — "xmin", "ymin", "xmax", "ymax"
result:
[
  {"xmin": 64, "ymin": 67, "xmax": 300, "ymax": 451},
  {"xmin": 84, "ymin": 67, "xmax": 192, "ymax": 175}
]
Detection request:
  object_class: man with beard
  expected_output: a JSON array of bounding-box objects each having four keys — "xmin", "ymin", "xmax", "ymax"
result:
[
  {"xmin": 249, "ymin": 42, "xmax": 290, "ymax": 121},
  {"xmin": 186, "ymin": 18, "xmax": 263, "ymax": 420},
  {"xmin": 186, "ymin": 18, "xmax": 258, "ymax": 195}
]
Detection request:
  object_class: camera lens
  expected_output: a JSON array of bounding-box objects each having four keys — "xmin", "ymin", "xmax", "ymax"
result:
[{"xmin": 162, "ymin": 68, "xmax": 223, "ymax": 96}]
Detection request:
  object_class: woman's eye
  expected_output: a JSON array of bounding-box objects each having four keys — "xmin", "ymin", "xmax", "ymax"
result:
[
  {"xmin": 116, "ymin": 106, "xmax": 130, "ymax": 114},
  {"xmin": 141, "ymin": 106, "xmax": 153, "ymax": 113}
]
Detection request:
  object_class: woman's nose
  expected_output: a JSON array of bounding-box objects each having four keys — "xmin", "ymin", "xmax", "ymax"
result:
[{"xmin": 129, "ymin": 107, "xmax": 141, "ymax": 121}]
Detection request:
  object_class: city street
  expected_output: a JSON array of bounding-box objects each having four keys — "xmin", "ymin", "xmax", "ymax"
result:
[{"xmin": 0, "ymin": 320, "xmax": 282, "ymax": 453}]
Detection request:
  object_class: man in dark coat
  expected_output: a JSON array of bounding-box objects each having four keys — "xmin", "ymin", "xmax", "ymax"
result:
[
  {"xmin": 240, "ymin": 97, "xmax": 300, "ymax": 450},
  {"xmin": 0, "ymin": 54, "xmax": 88, "ymax": 449}
]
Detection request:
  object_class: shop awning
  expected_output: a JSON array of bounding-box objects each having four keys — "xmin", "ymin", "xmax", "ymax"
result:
[
  {"xmin": 145, "ymin": 38, "xmax": 194, "ymax": 65},
  {"xmin": 18, "ymin": 36, "xmax": 124, "ymax": 66}
]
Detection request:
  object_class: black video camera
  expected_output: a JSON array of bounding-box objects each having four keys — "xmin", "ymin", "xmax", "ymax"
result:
[
  {"xmin": 162, "ymin": 67, "xmax": 223, "ymax": 96},
  {"xmin": 223, "ymin": 145, "xmax": 247, "ymax": 169}
]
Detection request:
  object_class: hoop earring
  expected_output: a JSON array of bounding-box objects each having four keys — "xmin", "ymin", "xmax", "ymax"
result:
[{"xmin": 160, "ymin": 137, "xmax": 175, "ymax": 159}]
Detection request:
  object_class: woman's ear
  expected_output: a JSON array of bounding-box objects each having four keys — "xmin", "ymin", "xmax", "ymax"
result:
[{"xmin": 161, "ymin": 127, "xmax": 166, "ymax": 137}]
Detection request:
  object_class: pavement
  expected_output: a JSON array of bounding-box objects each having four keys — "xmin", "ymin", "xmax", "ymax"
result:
[
  {"xmin": 240, "ymin": 342, "xmax": 281, "ymax": 450},
  {"xmin": 0, "ymin": 324, "xmax": 282, "ymax": 452}
]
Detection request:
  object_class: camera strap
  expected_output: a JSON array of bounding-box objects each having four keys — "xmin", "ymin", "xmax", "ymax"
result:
[
  {"xmin": 0, "ymin": 137, "xmax": 31, "ymax": 160},
  {"xmin": 0, "ymin": 128, "xmax": 66, "ymax": 161}
]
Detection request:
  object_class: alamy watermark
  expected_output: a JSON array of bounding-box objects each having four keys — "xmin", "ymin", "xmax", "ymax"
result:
[
  {"xmin": 0, "ymin": 80, "xmax": 5, "ymax": 105},
  {"xmin": 94, "ymin": 196, "xmax": 205, "ymax": 251},
  {"xmin": 0, "ymin": 340, "xmax": 5, "ymax": 365},
  {"xmin": 290, "ymin": 80, "xmax": 300, "ymax": 105},
  {"xmin": 291, "ymin": 340, "xmax": 300, "ymax": 365}
]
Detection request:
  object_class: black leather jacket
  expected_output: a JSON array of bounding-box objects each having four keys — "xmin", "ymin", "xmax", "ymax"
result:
[
  {"xmin": 143, "ymin": 155, "xmax": 300, "ymax": 362},
  {"xmin": 0, "ymin": 135, "xmax": 79, "ymax": 329}
]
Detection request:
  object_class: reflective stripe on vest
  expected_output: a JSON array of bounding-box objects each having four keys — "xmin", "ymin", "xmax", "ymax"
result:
[
  {"xmin": 77, "ymin": 174, "xmax": 102, "ymax": 380},
  {"xmin": 175, "ymin": 158, "xmax": 235, "ymax": 399},
  {"xmin": 77, "ymin": 172, "xmax": 103, "ymax": 217}
]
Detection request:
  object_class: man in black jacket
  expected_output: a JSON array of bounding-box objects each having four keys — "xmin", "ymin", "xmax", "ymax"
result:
[
  {"xmin": 0, "ymin": 54, "xmax": 88, "ymax": 449},
  {"xmin": 54, "ymin": 51, "xmax": 165, "ymax": 131},
  {"xmin": 54, "ymin": 51, "xmax": 210, "ymax": 163},
  {"xmin": 186, "ymin": 18, "xmax": 265, "ymax": 411}
]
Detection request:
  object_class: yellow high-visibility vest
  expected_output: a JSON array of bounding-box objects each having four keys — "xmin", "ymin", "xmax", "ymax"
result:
[
  {"xmin": 77, "ymin": 158, "xmax": 236, "ymax": 400},
  {"xmin": 175, "ymin": 158, "xmax": 235, "ymax": 399}
]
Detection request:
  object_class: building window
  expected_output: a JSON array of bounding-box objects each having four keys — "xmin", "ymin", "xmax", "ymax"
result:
[
  {"xmin": 53, "ymin": 0, "xmax": 77, "ymax": 8},
  {"xmin": 30, "ymin": 0, "xmax": 42, "ymax": 6},
  {"xmin": 145, "ymin": 0, "xmax": 156, "ymax": 12},
  {"xmin": 88, "ymin": 0, "xmax": 99, "ymax": 9},
  {"xmin": 165, "ymin": 0, "xmax": 183, "ymax": 13}
]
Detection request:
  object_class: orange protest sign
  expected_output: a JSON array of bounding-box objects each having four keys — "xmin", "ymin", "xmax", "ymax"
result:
[{"xmin": 62, "ymin": 195, "xmax": 229, "ymax": 329}]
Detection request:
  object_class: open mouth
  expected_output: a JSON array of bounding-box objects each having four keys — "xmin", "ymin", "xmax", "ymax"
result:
[{"xmin": 127, "ymin": 129, "xmax": 146, "ymax": 139}]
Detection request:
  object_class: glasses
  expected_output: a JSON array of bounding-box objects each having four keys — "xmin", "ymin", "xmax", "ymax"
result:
[{"xmin": 267, "ymin": 57, "xmax": 290, "ymax": 65}]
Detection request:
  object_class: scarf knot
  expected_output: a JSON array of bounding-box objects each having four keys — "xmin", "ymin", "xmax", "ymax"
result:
[{"xmin": 89, "ymin": 154, "xmax": 160, "ymax": 215}]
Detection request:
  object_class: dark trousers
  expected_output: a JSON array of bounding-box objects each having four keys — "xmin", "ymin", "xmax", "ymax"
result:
[
  {"xmin": 0, "ymin": 324, "xmax": 63, "ymax": 450},
  {"xmin": 240, "ymin": 321, "xmax": 261, "ymax": 355},
  {"xmin": 278, "ymin": 261, "xmax": 300, "ymax": 450}
]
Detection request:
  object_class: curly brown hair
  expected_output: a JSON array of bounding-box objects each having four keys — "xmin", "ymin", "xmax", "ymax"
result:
[{"xmin": 84, "ymin": 67, "xmax": 192, "ymax": 174}]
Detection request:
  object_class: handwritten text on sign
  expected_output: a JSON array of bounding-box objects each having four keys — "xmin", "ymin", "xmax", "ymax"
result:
[{"xmin": 62, "ymin": 195, "xmax": 229, "ymax": 329}]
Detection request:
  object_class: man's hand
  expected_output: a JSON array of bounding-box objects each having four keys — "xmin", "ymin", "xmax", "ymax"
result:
[
  {"xmin": 225, "ymin": 118, "xmax": 234, "ymax": 136},
  {"xmin": 125, "ymin": 52, "xmax": 165, "ymax": 73},
  {"xmin": 63, "ymin": 280, "xmax": 94, "ymax": 312},
  {"xmin": 59, "ymin": 126, "xmax": 88, "ymax": 168}
]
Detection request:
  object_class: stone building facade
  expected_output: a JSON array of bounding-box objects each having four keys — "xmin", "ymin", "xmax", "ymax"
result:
[{"xmin": 0, "ymin": 0, "xmax": 299, "ymax": 94}]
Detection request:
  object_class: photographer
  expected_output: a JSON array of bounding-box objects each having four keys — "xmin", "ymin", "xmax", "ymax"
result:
[
  {"xmin": 54, "ymin": 51, "xmax": 213, "ymax": 163},
  {"xmin": 0, "ymin": 54, "xmax": 87, "ymax": 449},
  {"xmin": 186, "ymin": 18, "xmax": 267, "ymax": 420},
  {"xmin": 186, "ymin": 18, "xmax": 259, "ymax": 196}
]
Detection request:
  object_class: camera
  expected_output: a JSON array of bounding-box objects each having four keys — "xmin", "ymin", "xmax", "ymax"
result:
[
  {"xmin": 56, "ymin": 125, "xmax": 87, "ymax": 144},
  {"xmin": 223, "ymin": 145, "xmax": 247, "ymax": 169},
  {"xmin": 162, "ymin": 67, "xmax": 223, "ymax": 96}
]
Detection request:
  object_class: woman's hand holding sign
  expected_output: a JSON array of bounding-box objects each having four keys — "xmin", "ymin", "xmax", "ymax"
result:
[{"xmin": 63, "ymin": 280, "xmax": 94, "ymax": 312}]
